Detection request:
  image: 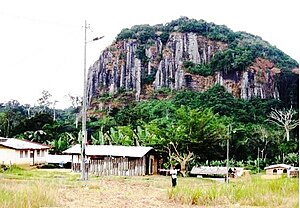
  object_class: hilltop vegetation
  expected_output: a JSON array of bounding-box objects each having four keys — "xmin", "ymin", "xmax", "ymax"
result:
[{"xmin": 116, "ymin": 16, "xmax": 298, "ymax": 72}]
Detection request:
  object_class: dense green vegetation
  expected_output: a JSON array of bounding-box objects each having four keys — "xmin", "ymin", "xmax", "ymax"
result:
[
  {"xmin": 0, "ymin": 93, "xmax": 79, "ymax": 154},
  {"xmin": 0, "ymin": 84, "xmax": 298, "ymax": 173},
  {"xmin": 98, "ymin": 85, "xmax": 298, "ymax": 171}
]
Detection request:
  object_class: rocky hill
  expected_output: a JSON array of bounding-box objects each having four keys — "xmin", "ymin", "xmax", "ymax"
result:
[{"xmin": 87, "ymin": 17, "xmax": 299, "ymax": 111}]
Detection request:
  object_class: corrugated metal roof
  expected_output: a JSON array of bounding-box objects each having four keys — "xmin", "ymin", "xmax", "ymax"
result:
[
  {"xmin": 0, "ymin": 137, "xmax": 49, "ymax": 150},
  {"xmin": 63, "ymin": 144, "xmax": 153, "ymax": 158},
  {"xmin": 191, "ymin": 166, "xmax": 228, "ymax": 175},
  {"xmin": 264, "ymin": 164, "xmax": 292, "ymax": 170},
  {"xmin": 191, "ymin": 166, "xmax": 244, "ymax": 176}
]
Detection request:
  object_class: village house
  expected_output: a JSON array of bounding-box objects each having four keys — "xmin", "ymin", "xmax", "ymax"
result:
[
  {"xmin": 63, "ymin": 144, "xmax": 157, "ymax": 176},
  {"xmin": 190, "ymin": 166, "xmax": 244, "ymax": 178},
  {"xmin": 264, "ymin": 164, "xmax": 299, "ymax": 178},
  {"xmin": 0, "ymin": 137, "xmax": 49, "ymax": 165}
]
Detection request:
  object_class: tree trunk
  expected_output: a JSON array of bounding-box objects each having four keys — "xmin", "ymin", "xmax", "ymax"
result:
[
  {"xmin": 285, "ymin": 126, "xmax": 290, "ymax": 141},
  {"xmin": 180, "ymin": 160, "xmax": 187, "ymax": 177}
]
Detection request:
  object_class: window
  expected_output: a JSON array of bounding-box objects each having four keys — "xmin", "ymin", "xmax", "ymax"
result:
[
  {"xmin": 24, "ymin": 150, "xmax": 28, "ymax": 158},
  {"xmin": 30, "ymin": 151, "xmax": 34, "ymax": 158},
  {"xmin": 37, "ymin": 150, "xmax": 40, "ymax": 157},
  {"xmin": 20, "ymin": 151, "xmax": 23, "ymax": 158}
]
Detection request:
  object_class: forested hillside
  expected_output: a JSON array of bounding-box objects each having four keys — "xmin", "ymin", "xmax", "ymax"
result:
[
  {"xmin": 85, "ymin": 17, "xmax": 298, "ymax": 172},
  {"xmin": 0, "ymin": 17, "xmax": 298, "ymax": 173}
]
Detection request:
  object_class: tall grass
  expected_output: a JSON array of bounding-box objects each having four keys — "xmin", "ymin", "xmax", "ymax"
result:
[
  {"xmin": 0, "ymin": 180, "xmax": 59, "ymax": 208},
  {"xmin": 0, "ymin": 165, "xmax": 75, "ymax": 208},
  {"xmin": 168, "ymin": 177, "xmax": 299, "ymax": 207}
]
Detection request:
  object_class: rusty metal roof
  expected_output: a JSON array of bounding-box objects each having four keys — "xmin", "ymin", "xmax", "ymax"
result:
[{"xmin": 63, "ymin": 144, "xmax": 153, "ymax": 158}]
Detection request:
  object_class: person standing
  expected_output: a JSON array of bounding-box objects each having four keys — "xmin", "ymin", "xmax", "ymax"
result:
[{"xmin": 170, "ymin": 169, "xmax": 178, "ymax": 187}]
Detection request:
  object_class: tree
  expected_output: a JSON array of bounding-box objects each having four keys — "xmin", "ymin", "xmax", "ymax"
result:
[
  {"xmin": 0, "ymin": 100, "xmax": 27, "ymax": 137},
  {"xmin": 146, "ymin": 107, "xmax": 227, "ymax": 176},
  {"xmin": 268, "ymin": 107, "xmax": 299, "ymax": 141},
  {"xmin": 21, "ymin": 130, "xmax": 47, "ymax": 143},
  {"xmin": 49, "ymin": 132, "xmax": 79, "ymax": 154},
  {"xmin": 167, "ymin": 142, "xmax": 193, "ymax": 177},
  {"xmin": 37, "ymin": 90, "xmax": 52, "ymax": 112},
  {"xmin": 67, "ymin": 94, "xmax": 82, "ymax": 128},
  {"xmin": 248, "ymin": 124, "xmax": 279, "ymax": 163}
]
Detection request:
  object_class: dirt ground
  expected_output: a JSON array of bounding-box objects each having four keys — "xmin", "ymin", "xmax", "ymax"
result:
[{"xmin": 56, "ymin": 175, "xmax": 203, "ymax": 208}]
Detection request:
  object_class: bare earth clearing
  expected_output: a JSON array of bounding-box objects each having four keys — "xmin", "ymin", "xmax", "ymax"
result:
[
  {"xmin": 56, "ymin": 175, "xmax": 196, "ymax": 208},
  {"xmin": 55, "ymin": 175, "xmax": 257, "ymax": 208}
]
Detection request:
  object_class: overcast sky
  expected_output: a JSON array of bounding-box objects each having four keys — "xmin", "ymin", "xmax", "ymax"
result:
[{"xmin": 0, "ymin": 0, "xmax": 299, "ymax": 109}]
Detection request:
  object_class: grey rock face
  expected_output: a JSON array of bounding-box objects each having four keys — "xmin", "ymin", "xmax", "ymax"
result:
[{"xmin": 87, "ymin": 32, "xmax": 279, "ymax": 105}]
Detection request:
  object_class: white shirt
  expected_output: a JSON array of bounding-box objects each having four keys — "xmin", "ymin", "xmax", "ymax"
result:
[{"xmin": 170, "ymin": 169, "xmax": 177, "ymax": 179}]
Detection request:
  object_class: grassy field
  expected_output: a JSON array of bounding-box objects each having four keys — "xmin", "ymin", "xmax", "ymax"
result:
[{"xmin": 0, "ymin": 166, "xmax": 298, "ymax": 208}]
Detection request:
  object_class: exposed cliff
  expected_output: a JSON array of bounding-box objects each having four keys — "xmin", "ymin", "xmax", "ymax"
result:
[{"xmin": 87, "ymin": 17, "xmax": 299, "ymax": 109}]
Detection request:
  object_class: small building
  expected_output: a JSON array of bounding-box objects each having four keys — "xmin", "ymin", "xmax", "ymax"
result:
[
  {"xmin": 0, "ymin": 137, "xmax": 49, "ymax": 165},
  {"xmin": 264, "ymin": 164, "xmax": 299, "ymax": 177},
  {"xmin": 63, "ymin": 144, "xmax": 157, "ymax": 176},
  {"xmin": 190, "ymin": 166, "xmax": 244, "ymax": 178}
]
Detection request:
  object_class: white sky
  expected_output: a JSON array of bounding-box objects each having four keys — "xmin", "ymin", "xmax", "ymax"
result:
[{"xmin": 0, "ymin": 0, "xmax": 299, "ymax": 109}]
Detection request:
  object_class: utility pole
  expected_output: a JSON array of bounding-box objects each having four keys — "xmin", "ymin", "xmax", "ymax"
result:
[
  {"xmin": 257, "ymin": 147, "xmax": 260, "ymax": 174},
  {"xmin": 81, "ymin": 20, "xmax": 104, "ymax": 181},
  {"xmin": 81, "ymin": 20, "xmax": 88, "ymax": 181},
  {"xmin": 226, "ymin": 124, "xmax": 231, "ymax": 183}
]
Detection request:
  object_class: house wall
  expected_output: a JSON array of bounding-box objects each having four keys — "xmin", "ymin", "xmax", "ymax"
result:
[
  {"xmin": 71, "ymin": 156, "xmax": 147, "ymax": 176},
  {"xmin": 266, "ymin": 168, "xmax": 286, "ymax": 175},
  {"xmin": 0, "ymin": 146, "xmax": 48, "ymax": 165},
  {"xmin": 0, "ymin": 146, "xmax": 17, "ymax": 164},
  {"xmin": 30, "ymin": 149, "xmax": 49, "ymax": 165},
  {"xmin": 71, "ymin": 154, "xmax": 81, "ymax": 163},
  {"xmin": 149, "ymin": 155, "xmax": 158, "ymax": 175}
]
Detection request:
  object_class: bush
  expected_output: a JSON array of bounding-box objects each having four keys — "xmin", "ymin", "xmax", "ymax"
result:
[
  {"xmin": 116, "ymin": 28, "xmax": 135, "ymax": 40},
  {"xmin": 2, "ymin": 164, "xmax": 24, "ymax": 174},
  {"xmin": 186, "ymin": 64, "xmax": 214, "ymax": 76},
  {"xmin": 183, "ymin": 61, "xmax": 195, "ymax": 69},
  {"xmin": 159, "ymin": 31, "xmax": 169, "ymax": 44},
  {"xmin": 0, "ymin": 164, "xmax": 8, "ymax": 172},
  {"xmin": 135, "ymin": 45, "xmax": 148, "ymax": 64}
]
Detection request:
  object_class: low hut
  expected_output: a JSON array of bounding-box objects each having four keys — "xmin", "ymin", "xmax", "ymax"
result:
[
  {"xmin": 264, "ymin": 164, "xmax": 299, "ymax": 177},
  {"xmin": 190, "ymin": 166, "xmax": 244, "ymax": 178},
  {"xmin": 63, "ymin": 144, "xmax": 157, "ymax": 176}
]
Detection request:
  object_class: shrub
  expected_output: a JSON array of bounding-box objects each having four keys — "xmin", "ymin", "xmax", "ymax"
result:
[
  {"xmin": 186, "ymin": 64, "xmax": 214, "ymax": 76},
  {"xmin": 183, "ymin": 61, "xmax": 195, "ymax": 69}
]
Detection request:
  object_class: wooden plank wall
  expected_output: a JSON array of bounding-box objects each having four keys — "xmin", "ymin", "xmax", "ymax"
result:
[{"xmin": 71, "ymin": 156, "xmax": 146, "ymax": 176}]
